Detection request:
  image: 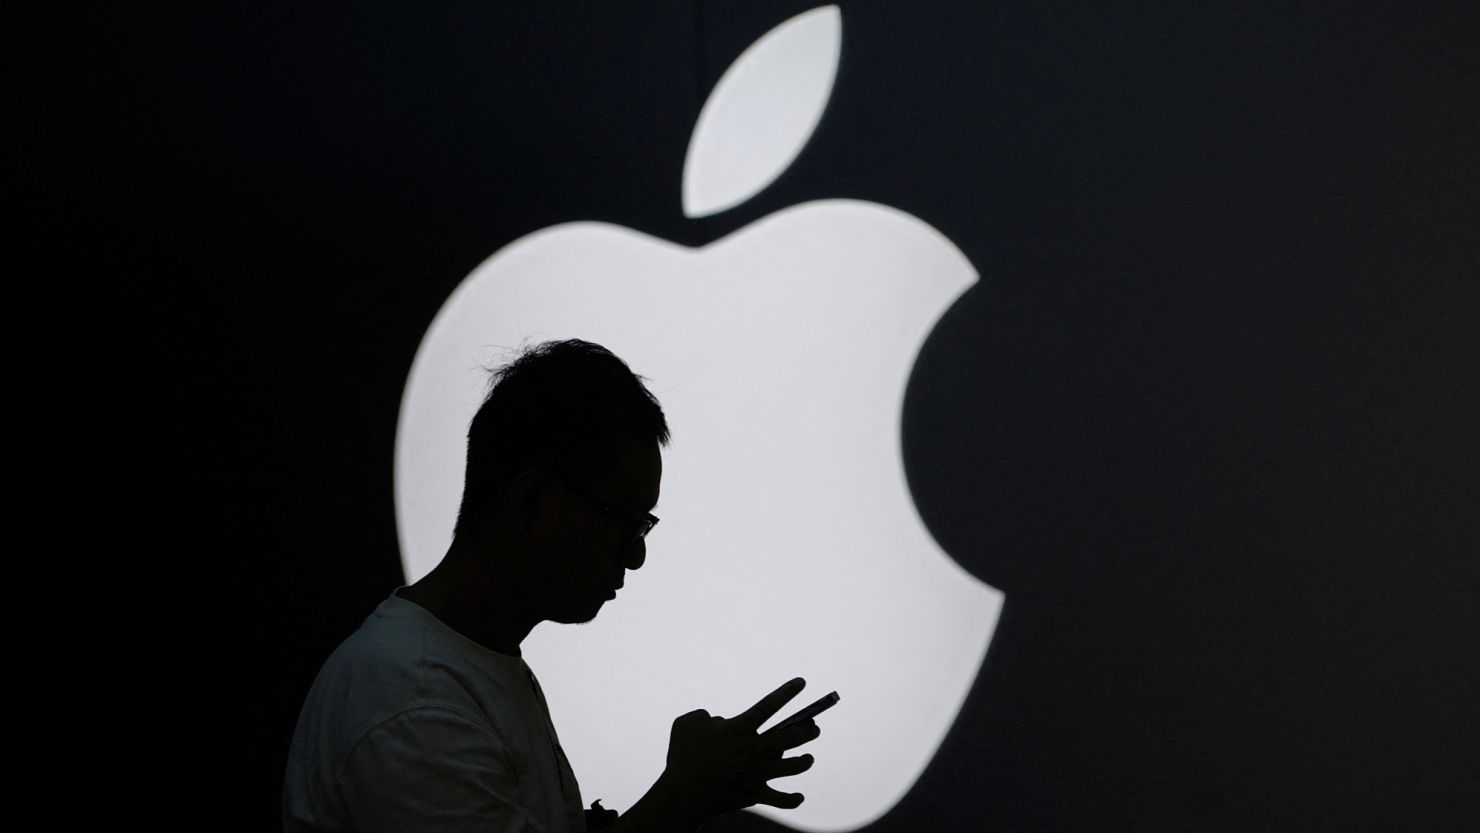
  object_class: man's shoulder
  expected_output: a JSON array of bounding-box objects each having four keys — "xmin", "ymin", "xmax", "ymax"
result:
[
  {"xmin": 284, "ymin": 598, "xmax": 529, "ymax": 832},
  {"xmin": 308, "ymin": 594, "xmax": 526, "ymax": 727},
  {"xmin": 313, "ymin": 596, "xmax": 421, "ymax": 676},
  {"xmin": 328, "ymin": 598, "xmax": 425, "ymax": 666},
  {"xmin": 314, "ymin": 597, "xmax": 447, "ymax": 706}
]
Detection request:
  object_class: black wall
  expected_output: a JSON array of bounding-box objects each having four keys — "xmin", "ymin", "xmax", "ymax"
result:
[{"xmin": 18, "ymin": 2, "xmax": 1477, "ymax": 830}]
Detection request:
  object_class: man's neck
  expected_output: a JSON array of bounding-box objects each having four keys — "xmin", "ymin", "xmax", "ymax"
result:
[{"xmin": 398, "ymin": 542, "xmax": 538, "ymax": 657}]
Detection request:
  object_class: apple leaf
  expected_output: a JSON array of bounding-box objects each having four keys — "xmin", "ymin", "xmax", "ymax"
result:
[{"xmin": 682, "ymin": 5, "xmax": 841, "ymax": 219}]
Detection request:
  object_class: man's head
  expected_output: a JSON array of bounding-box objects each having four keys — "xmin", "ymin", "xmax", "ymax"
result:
[{"xmin": 454, "ymin": 339, "xmax": 669, "ymax": 622}]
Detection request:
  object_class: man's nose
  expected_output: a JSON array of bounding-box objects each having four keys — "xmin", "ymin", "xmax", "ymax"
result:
[{"xmin": 622, "ymin": 537, "xmax": 646, "ymax": 571}]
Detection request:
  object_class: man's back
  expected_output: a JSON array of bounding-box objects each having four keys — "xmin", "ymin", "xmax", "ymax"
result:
[{"xmin": 283, "ymin": 593, "xmax": 584, "ymax": 833}]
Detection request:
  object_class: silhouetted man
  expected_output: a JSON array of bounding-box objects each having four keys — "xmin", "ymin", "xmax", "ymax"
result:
[{"xmin": 284, "ymin": 339, "xmax": 820, "ymax": 833}]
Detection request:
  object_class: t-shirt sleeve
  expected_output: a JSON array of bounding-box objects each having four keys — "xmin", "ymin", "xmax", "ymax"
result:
[{"xmin": 339, "ymin": 706, "xmax": 550, "ymax": 833}]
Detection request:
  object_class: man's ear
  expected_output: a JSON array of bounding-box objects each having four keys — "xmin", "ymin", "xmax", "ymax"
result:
[{"xmin": 508, "ymin": 468, "xmax": 549, "ymax": 533}]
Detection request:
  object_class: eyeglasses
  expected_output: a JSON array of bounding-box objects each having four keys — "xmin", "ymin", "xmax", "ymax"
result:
[{"xmin": 549, "ymin": 472, "xmax": 659, "ymax": 546}]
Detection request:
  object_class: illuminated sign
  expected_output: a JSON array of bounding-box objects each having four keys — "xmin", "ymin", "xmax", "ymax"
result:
[{"xmin": 395, "ymin": 7, "xmax": 1002, "ymax": 830}]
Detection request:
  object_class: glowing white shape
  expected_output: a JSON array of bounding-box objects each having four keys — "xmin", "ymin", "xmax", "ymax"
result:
[
  {"xmin": 394, "ymin": 201, "xmax": 1004, "ymax": 832},
  {"xmin": 682, "ymin": 5, "xmax": 841, "ymax": 218}
]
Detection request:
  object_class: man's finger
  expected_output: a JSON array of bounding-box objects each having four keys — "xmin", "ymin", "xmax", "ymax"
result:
[
  {"xmin": 760, "ymin": 719, "xmax": 821, "ymax": 754},
  {"xmin": 753, "ymin": 786, "xmax": 805, "ymax": 810},
  {"xmin": 732, "ymin": 677, "xmax": 806, "ymax": 731},
  {"xmin": 761, "ymin": 753, "xmax": 815, "ymax": 780}
]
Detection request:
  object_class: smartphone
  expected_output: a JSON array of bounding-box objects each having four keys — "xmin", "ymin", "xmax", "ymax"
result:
[{"xmin": 764, "ymin": 690, "xmax": 840, "ymax": 735}]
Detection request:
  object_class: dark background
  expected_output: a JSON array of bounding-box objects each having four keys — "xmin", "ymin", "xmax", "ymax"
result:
[{"xmin": 17, "ymin": 1, "xmax": 1478, "ymax": 830}]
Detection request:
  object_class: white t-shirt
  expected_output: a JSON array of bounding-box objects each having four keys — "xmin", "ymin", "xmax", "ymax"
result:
[{"xmin": 283, "ymin": 593, "xmax": 585, "ymax": 833}]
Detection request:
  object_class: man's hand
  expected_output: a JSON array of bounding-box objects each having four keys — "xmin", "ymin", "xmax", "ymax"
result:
[
  {"xmin": 609, "ymin": 678, "xmax": 823, "ymax": 833},
  {"xmin": 658, "ymin": 678, "xmax": 822, "ymax": 817}
]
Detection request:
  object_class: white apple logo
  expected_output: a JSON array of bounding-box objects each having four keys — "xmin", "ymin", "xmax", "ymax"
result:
[{"xmin": 394, "ymin": 7, "xmax": 1003, "ymax": 831}]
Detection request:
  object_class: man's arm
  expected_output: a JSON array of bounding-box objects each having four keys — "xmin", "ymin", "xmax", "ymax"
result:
[{"xmin": 337, "ymin": 707, "xmax": 542, "ymax": 833}]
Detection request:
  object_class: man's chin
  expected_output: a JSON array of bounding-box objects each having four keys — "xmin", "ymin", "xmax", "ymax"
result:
[{"xmin": 551, "ymin": 596, "xmax": 609, "ymax": 626}]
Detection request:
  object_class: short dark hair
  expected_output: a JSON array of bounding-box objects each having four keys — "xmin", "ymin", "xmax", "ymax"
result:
[{"xmin": 454, "ymin": 339, "xmax": 670, "ymax": 538}]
